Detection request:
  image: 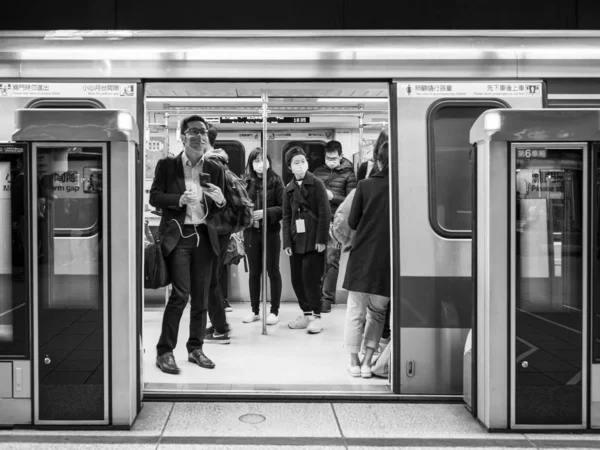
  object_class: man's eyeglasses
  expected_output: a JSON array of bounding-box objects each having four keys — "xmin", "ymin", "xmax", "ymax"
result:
[
  {"xmin": 184, "ymin": 128, "xmax": 208, "ymax": 137},
  {"xmin": 325, "ymin": 156, "xmax": 340, "ymax": 162}
]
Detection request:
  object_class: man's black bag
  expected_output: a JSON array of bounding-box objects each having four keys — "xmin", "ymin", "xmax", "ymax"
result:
[{"xmin": 144, "ymin": 241, "xmax": 170, "ymax": 289}]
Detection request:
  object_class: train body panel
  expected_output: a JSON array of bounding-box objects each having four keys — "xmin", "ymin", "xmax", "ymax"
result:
[{"xmin": 394, "ymin": 81, "xmax": 543, "ymax": 394}]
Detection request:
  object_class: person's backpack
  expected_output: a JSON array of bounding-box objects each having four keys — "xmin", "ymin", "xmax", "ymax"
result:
[
  {"xmin": 221, "ymin": 168, "xmax": 254, "ymax": 233},
  {"xmin": 205, "ymin": 150, "xmax": 254, "ymax": 234}
]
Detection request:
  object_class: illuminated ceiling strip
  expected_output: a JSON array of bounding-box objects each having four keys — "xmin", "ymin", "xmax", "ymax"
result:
[
  {"xmin": 316, "ymin": 98, "xmax": 388, "ymax": 102},
  {"xmin": 146, "ymin": 97, "xmax": 262, "ymax": 103},
  {"xmin": 146, "ymin": 97, "xmax": 388, "ymax": 103}
]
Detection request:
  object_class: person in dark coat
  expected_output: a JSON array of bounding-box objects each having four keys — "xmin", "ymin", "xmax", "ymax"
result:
[
  {"xmin": 203, "ymin": 146, "xmax": 233, "ymax": 345},
  {"xmin": 342, "ymin": 141, "xmax": 390, "ymax": 379},
  {"xmin": 282, "ymin": 147, "xmax": 331, "ymax": 334},
  {"xmin": 150, "ymin": 115, "xmax": 227, "ymax": 375},
  {"xmin": 356, "ymin": 129, "xmax": 391, "ymax": 344},
  {"xmin": 313, "ymin": 140, "xmax": 357, "ymax": 313},
  {"xmin": 242, "ymin": 147, "xmax": 284, "ymax": 325}
]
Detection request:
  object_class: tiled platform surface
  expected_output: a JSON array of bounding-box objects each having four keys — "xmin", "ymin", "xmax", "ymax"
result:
[{"xmin": 3, "ymin": 402, "xmax": 600, "ymax": 449}]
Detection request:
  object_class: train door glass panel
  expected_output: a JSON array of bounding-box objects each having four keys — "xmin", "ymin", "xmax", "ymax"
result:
[
  {"xmin": 0, "ymin": 148, "xmax": 29, "ymax": 357},
  {"xmin": 512, "ymin": 145, "xmax": 586, "ymax": 426},
  {"xmin": 428, "ymin": 101, "xmax": 507, "ymax": 237},
  {"xmin": 34, "ymin": 145, "xmax": 107, "ymax": 423}
]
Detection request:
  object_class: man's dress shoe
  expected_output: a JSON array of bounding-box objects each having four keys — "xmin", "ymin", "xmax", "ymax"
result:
[
  {"xmin": 188, "ymin": 348, "xmax": 215, "ymax": 369},
  {"xmin": 156, "ymin": 352, "xmax": 180, "ymax": 374}
]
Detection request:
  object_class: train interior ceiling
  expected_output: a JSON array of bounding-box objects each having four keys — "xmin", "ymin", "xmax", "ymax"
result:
[{"xmin": 143, "ymin": 82, "xmax": 391, "ymax": 394}]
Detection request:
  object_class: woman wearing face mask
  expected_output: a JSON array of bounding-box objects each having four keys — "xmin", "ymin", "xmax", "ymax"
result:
[
  {"xmin": 242, "ymin": 148, "xmax": 284, "ymax": 325},
  {"xmin": 282, "ymin": 147, "xmax": 331, "ymax": 334},
  {"xmin": 343, "ymin": 141, "xmax": 390, "ymax": 378}
]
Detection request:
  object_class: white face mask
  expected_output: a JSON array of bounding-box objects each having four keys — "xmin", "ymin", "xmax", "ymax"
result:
[
  {"xmin": 291, "ymin": 162, "xmax": 308, "ymax": 178},
  {"xmin": 253, "ymin": 159, "xmax": 269, "ymax": 174},
  {"xmin": 325, "ymin": 155, "xmax": 340, "ymax": 170}
]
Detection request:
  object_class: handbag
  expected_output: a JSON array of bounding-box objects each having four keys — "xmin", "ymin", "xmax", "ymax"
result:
[
  {"xmin": 144, "ymin": 232, "xmax": 170, "ymax": 289},
  {"xmin": 223, "ymin": 232, "xmax": 248, "ymax": 272}
]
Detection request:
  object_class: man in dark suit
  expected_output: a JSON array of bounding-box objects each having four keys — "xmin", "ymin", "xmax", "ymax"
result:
[{"xmin": 150, "ymin": 115, "xmax": 227, "ymax": 374}]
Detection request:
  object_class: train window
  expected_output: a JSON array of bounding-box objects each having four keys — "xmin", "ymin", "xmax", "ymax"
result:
[
  {"xmin": 214, "ymin": 140, "xmax": 245, "ymax": 177},
  {"xmin": 26, "ymin": 98, "xmax": 106, "ymax": 109},
  {"xmin": 281, "ymin": 141, "xmax": 326, "ymax": 185},
  {"xmin": 427, "ymin": 100, "xmax": 508, "ymax": 238}
]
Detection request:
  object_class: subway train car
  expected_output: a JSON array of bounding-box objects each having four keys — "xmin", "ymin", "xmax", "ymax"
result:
[{"xmin": 0, "ymin": 30, "xmax": 599, "ymax": 406}]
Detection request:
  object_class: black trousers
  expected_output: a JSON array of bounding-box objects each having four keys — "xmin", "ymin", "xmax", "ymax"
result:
[
  {"xmin": 289, "ymin": 251, "xmax": 325, "ymax": 315},
  {"xmin": 245, "ymin": 228, "xmax": 282, "ymax": 315},
  {"xmin": 156, "ymin": 225, "xmax": 215, "ymax": 355},
  {"xmin": 207, "ymin": 233, "xmax": 230, "ymax": 334}
]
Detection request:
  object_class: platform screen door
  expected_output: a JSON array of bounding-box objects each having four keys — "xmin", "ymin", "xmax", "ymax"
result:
[
  {"xmin": 33, "ymin": 143, "xmax": 108, "ymax": 424},
  {"xmin": 511, "ymin": 143, "xmax": 587, "ymax": 428}
]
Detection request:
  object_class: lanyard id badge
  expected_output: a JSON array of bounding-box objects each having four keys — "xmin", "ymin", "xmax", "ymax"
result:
[{"xmin": 295, "ymin": 218, "xmax": 306, "ymax": 233}]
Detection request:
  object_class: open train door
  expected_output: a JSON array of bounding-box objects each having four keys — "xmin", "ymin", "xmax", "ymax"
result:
[{"xmin": 389, "ymin": 81, "xmax": 544, "ymax": 396}]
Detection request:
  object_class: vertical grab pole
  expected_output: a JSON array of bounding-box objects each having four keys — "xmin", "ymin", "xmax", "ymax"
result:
[
  {"xmin": 165, "ymin": 112, "xmax": 171, "ymax": 307},
  {"xmin": 261, "ymin": 91, "xmax": 269, "ymax": 335},
  {"xmin": 358, "ymin": 105, "xmax": 364, "ymax": 165}
]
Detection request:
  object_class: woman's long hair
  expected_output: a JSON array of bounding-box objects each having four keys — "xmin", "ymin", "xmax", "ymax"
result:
[
  {"xmin": 369, "ymin": 129, "xmax": 389, "ymax": 177},
  {"xmin": 246, "ymin": 147, "xmax": 275, "ymax": 178},
  {"xmin": 245, "ymin": 147, "xmax": 281, "ymax": 192},
  {"xmin": 376, "ymin": 141, "xmax": 389, "ymax": 175}
]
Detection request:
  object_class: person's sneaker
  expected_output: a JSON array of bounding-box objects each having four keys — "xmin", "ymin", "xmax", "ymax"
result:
[
  {"xmin": 288, "ymin": 315, "xmax": 310, "ymax": 329},
  {"xmin": 321, "ymin": 300, "xmax": 332, "ymax": 313},
  {"xmin": 266, "ymin": 313, "xmax": 279, "ymax": 325},
  {"xmin": 307, "ymin": 316, "xmax": 323, "ymax": 334},
  {"xmin": 204, "ymin": 331, "xmax": 230, "ymax": 344},
  {"xmin": 205, "ymin": 325, "xmax": 215, "ymax": 336},
  {"xmin": 347, "ymin": 365, "xmax": 361, "ymax": 377},
  {"xmin": 243, "ymin": 313, "xmax": 260, "ymax": 323},
  {"xmin": 361, "ymin": 364, "xmax": 372, "ymax": 378},
  {"xmin": 223, "ymin": 299, "xmax": 233, "ymax": 312}
]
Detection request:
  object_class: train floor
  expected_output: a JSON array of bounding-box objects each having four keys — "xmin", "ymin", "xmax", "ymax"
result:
[{"xmin": 143, "ymin": 301, "xmax": 390, "ymax": 394}]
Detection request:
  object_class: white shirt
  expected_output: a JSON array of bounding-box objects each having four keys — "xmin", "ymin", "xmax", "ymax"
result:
[{"xmin": 181, "ymin": 151, "xmax": 207, "ymax": 225}]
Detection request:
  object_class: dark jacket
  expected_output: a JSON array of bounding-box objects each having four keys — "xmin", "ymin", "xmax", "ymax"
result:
[
  {"xmin": 342, "ymin": 173, "xmax": 390, "ymax": 297},
  {"xmin": 312, "ymin": 157, "xmax": 357, "ymax": 216},
  {"xmin": 203, "ymin": 148, "xmax": 236, "ymax": 236},
  {"xmin": 149, "ymin": 151, "xmax": 226, "ymax": 257},
  {"xmin": 282, "ymin": 171, "xmax": 331, "ymax": 254},
  {"xmin": 243, "ymin": 171, "xmax": 284, "ymax": 234}
]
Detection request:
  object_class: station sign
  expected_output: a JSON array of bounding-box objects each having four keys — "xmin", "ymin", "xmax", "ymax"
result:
[
  {"xmin": 397, "ymin": 82, "xmax": 543, "ymax": 98},
  {"xmin": 268, "ymin": 130, "xmax": 333, "ymax": 140},
  {"xmin": 0, "ymin": 83, "xmax": 136, "ymax": 98},
  {"xmin": 516, "ymin": 148, "xmax": 548, "ymax": 159},
  {"xmin": 206, "ymin": 116, "xmax": 310, "ymax": 124}
]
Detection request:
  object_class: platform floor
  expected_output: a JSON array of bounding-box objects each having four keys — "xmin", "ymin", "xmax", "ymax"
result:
[
  {"xmin": 143, "ymin": 302, "xmax": 389, "ymax": 393},
  {"xmin": 4, "ymin": 402, "xmax": 600, "ymax": 449}
]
